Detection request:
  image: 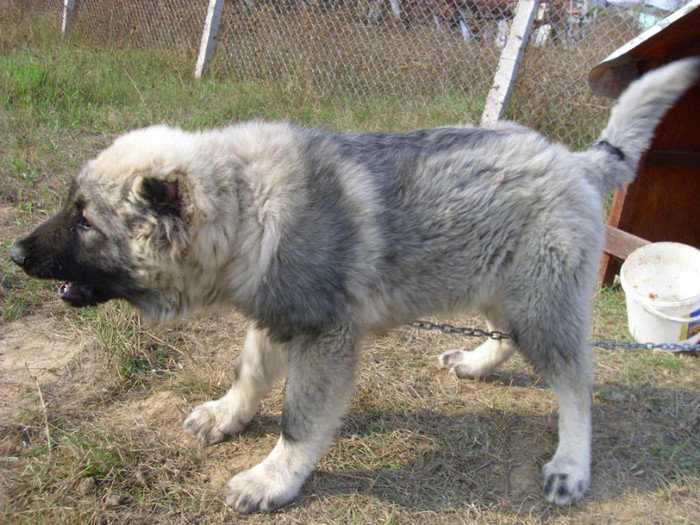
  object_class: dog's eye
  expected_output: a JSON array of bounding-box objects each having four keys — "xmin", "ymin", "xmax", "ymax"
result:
[{"xmin": 74, "ymin": 215, "xmax": 92, "ymax": 231}]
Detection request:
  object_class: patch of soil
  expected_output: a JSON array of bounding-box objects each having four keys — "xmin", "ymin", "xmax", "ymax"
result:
[
  {"xmin": 1, "ymin": 315, "xmax": 86, "ymax": 383},
  {"xmin": 0, "ymin": 314, "xmax": 104, "ymax": 425}
]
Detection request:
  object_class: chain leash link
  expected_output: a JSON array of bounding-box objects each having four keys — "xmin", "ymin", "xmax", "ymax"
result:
[
  {"xmin": 411, "ymin": 320, "xmax": 511, "ymax": 341},
  {"xmin": 412, "ymin": 320, "xmax": 700, "ymax": 353}
]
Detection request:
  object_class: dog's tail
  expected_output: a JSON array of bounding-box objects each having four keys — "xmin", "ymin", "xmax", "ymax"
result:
[{"xmin": 586, "ymin": 57, "xmax": 700, "ymax": 195}]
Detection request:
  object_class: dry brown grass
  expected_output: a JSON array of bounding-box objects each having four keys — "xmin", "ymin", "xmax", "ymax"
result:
[{"xmin": 3, "ymin": 298, "xmax": 700, "ymax": 524}]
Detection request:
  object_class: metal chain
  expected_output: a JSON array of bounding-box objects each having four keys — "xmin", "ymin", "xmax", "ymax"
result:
[
  {"xmin": 588, "ymin": 340, "xmax": 700, "ymax": 353},
  {"xmin": 411, "ymin": 320, "xmax": 511, "ymax": 341},
  {"xmin": 412, "ymin": 320, "xmax": 700, "ymax": 353}
]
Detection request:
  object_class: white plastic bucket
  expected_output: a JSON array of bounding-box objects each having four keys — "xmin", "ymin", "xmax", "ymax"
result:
[{"xmin": 619, "ymin": 242, "xmax": 700, "ymax": 345}]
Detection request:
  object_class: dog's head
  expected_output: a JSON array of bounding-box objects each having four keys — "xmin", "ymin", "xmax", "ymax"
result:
[{"xmin": 10, "ymin": 126, "xmax": 204, "ymax": 319}]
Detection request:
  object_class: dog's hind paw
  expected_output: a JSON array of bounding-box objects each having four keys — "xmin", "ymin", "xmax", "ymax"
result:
[
  {"xmin": 183, "ymin": 400, "xmax": 249, "ymax": 445},
  {"xmin": 226, "ymin": 463, "xmax": 303, "ymax": 513},
  {"xmin": 438, "ymin": 349, "xmax": 491, "ymax": 379},
  {"xmin": 542, "ymin": 458, "xmax": 590, "ymax": 505}
]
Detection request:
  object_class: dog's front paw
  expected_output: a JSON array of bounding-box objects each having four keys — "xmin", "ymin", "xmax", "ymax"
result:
[
  {"xmin": 542, "ymin": 457, "xmax": 590, "ymax": 505},
  {"xmin": 184, "ymin": 402, "xmax": 228, "ymax": 445},
  {"xmin": 226, "ymin": 463, "xmax": 304, "ymax": 514},
  {"xmin": 184, "ymin": 400, "xmax": 248, "ymax": 445}
]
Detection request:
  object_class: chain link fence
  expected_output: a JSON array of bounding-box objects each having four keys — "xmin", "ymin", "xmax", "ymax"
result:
[
  {"xmin": 6, "ymin": 0, "xmax": 684, "ymax": 149},
  {"xmin": 21, "ymin": 0, "xmax": 207, "ymax": 52},
  {"xmin": 215, "ymin": 1, "xmax": 505, "ymax": 123}
]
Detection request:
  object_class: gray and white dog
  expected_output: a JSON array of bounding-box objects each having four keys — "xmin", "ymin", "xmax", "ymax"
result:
[{"xmin": 11, "ymin": 58, "xmax": 699, "ymax": 512}]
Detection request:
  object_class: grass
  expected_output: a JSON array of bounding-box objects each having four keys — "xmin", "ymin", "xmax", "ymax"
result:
[{"xmin": 2, "ymin": 6, "xmax": 700, "ymax": 525}]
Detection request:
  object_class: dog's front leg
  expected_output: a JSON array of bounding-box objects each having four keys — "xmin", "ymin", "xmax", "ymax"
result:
[
  {"xmin": 184, "ymin": 322, "xmax": 288, "ymax": 444},
  {"xmin": 226, "ymin": 323, "xmax": 361, "ymax": 513}
]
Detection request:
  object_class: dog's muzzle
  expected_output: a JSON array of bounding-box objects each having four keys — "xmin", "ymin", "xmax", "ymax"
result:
[
  {"xmin": 11, "ymin": 239, "xmax": 109, "ymax": 307},
  {"xmin": 10, "ymin": 242, "xmax": 28, "ymax": 268}
]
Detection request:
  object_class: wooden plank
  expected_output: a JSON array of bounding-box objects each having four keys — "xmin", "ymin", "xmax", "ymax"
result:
[
  {"xmin": 599, "ymin": 226, "xmax": 651, "ymax": 284},
  {"xmin": 599, "ymin": 253, "xmax": 619, "ymax": 284},
  {"xmin": 61, "ymin": 0, "xmax": 75, "ymax": 37},
  {"xmin": 480, "ymin": 0, "xmax": 538, "ymax": 126},
  {"xmin": 645, "ymin": 149, "xmax": 700, "ymax": 170},
  {"xmin": 195, "ymin": 0, "xmax": 225, "ymax": 78},
  {"xmin": 604, "ymin": 225, "xmax": 650, "ymax": 260}
]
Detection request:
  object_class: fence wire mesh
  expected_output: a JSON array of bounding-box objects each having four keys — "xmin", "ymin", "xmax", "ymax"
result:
[
  {"xmin": 70, "ymin": 0, "xmax": 206, "ymax": 52},
  {"xmin": 7, "ymin": 0, "xmax": 688, "ymax": 149},
  {"xmin": 215, "ymin": 1, "xmax": 504, "ymax": 125}
]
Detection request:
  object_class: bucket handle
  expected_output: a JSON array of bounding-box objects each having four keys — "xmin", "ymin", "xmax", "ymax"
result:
[{"xmin": 638, "ymin": 299, "xmax": 700, "ymax": 324}]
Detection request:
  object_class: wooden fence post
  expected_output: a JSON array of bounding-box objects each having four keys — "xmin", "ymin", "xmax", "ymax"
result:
[
  {"xmin": 195, "ymin": 0, "xmax": 225, "ymax": 78},
  {"xmin": 61, "ymin": 0, "xmax": 75, "ymax": 38},
  {"xmin": 480, "ymin": 0, "xmax": 539, "ymax": 126}
]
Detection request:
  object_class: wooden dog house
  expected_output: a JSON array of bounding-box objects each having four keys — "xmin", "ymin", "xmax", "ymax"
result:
[{"xmin": 588, "ymin": 1, "xmax": 700, "ymax": 284}]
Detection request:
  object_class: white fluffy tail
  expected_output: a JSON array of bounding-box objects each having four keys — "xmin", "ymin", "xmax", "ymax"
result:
[{"xmin": 593, "ymin": 57, "xmax": 700, "ymax": 192}]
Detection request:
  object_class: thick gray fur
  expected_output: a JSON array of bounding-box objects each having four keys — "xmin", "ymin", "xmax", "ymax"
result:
[{"xmin": 11, "ymin": 58, "xmax": 700, "ymax": 513}]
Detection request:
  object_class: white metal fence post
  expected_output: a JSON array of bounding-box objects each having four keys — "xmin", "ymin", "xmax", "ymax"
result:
[
  {"xmin": 61, "ymin": 0, "xmax": 75, "ymax": 38},
  {"xmin": 195, "ymin": 0, "xmax": 225, "ymax": 78},
  {"xmin": 480, "ymin": 0, "xmax": 539, "ymax": 126}
]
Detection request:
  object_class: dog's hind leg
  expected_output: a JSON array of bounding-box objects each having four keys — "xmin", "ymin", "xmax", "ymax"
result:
[
  {"xmin": 184, "ymin": 322, "xmax": 288, "ymax": 445},
  {"xmin": 542, "ymin": 368, "xmax": 593, "ymax": 505},
  {"xmin": 226, "ymin": 323, "xmax": 361, "ymax": 513},
  {"xmin": 506, "ymin": 277, "xmax": 594, "ymax": 505},
  {"xmin": 438, "ymin": 304, "xmax": 517, "ymax": 379}
]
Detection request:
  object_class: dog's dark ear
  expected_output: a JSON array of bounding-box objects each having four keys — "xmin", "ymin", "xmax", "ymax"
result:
[
  {"xmin": 136, "ymin": 177, "xmax": 188, "ymax": 259},
  {"xmin": 139, "ymin": 177, "xmax": 180, "ymax": 217}
]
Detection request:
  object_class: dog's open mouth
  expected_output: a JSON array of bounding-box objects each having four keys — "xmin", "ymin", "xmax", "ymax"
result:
[{"xmin": 58, "ymin": 281, "xmax": 108, "ymax": 307}]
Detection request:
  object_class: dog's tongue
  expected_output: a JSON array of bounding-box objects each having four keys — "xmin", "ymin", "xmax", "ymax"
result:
[{"xmin": 58, "ymin": 281, "xmax": 95, "ymax": 306}]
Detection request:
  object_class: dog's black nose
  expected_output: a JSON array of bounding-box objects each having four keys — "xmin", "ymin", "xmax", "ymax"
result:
[{"xmin": 10, "ymin": 243, "xmax": 27, "ymax": 267}]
